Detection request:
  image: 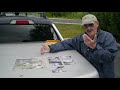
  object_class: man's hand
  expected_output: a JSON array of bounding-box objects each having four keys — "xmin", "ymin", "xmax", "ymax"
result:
[
  {"xmin": 83, "ymin": 34, "xmax": 97, "ymax": 49},
  {"xmin": 40, "ymin": 44, "xmax": 50, "ymax": 55}
]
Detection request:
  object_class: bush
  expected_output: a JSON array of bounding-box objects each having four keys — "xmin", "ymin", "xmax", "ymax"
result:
[
  {"xmin": 46, "ymin": 12, "xmax": 88, "ymax": 19},
  {"xmin": 89, "ymin": 12, "xmax": 120, "ymax": 43}
]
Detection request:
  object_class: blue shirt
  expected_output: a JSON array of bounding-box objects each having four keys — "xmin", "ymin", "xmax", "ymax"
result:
[{"xmin": 49, "ymin": 29, "xmax": 118, "ymax": 78}]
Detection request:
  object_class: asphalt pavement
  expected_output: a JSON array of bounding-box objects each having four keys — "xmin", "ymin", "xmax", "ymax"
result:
[
  {"xmin": 50, "ymin": 18, "xmax": 81, "ymax": 25},
  {"xmin": 50, "ymin": 18, "xmax": 120, "ymax": 78}
]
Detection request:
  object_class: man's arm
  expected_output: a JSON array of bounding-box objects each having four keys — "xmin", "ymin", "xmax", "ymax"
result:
[
  {"xmin": 40, "ymin": 36, "xmax": 79, "ymax": 54},
  {"xmin": 91, "ymin": 33, "xmax": 118, "ymax": 63},
  {"xmin": 49, "ymin": 36, "xmax": 79, "ymax": 53}
]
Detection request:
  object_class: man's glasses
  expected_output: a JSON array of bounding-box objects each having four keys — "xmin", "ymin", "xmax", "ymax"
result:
[{"xmin": 83, "ymin": 23, "xmax": 94, "ymax": 28}]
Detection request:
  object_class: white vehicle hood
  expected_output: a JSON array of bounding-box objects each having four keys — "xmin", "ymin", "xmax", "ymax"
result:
[{"xmin": 0, "ymin": 42, "xmax": 99, "ymax": 78}]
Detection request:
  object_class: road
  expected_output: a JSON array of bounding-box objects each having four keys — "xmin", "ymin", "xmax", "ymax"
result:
[
  {"xmin": 50, "ymin": 18, "xmax": 120, "ymax": 78},
  {"xmin": 50, "ymin": 18, "xmax": 81, "ymax": 25}
]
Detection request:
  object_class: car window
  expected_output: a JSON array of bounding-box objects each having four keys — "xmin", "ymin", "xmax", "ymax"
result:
[{"xmin": 0, "ymin": 24, "xmax": 60, "ymax": 43}]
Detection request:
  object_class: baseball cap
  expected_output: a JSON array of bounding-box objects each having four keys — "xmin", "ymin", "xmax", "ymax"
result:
[{"xmin": 81, "ymin": 14, "xmax": 98, "ymax": 26}]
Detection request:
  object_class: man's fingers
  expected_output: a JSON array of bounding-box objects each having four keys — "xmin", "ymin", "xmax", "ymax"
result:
[
  {"xmin": 83, "ymin": 34, "xmax": 88, "ymax": 45},
  {"xmin": 40, "ymin": 44, "xmax": 46, "ymax": 55},
  {"xmin": 40, "ymin": 47, "xmax": 44, "ymax": 55},
  {"xmin": 84, "ymin": 34, "xmax": 92, "ymax": 41},
  {"xmin": 93, "ymin": 35, "xmax": 97, "ymax": 42},
  {"xmin": 83, "ymin": 34, "xmax": 97, "ymax": 49},
  {"xmin": 42, "ymin": 44, "xmax": 46, "ymax": 47},
  {"xmin": 83, "ymin": 34, "xmax": 88, "ymax": 41},
  {"xmin": 40, "ymin": 44, "xmax": 50, "ymax": 55},
  {"xmin": 83, "ymin": 34, "xmax": 92, "ymax": 44},
  {"xmin": 86, "ymin": 35, "xmax": 92, "ymax": 42}
]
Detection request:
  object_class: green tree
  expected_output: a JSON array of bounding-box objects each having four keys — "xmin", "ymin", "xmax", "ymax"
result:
[{"xmin": 89, "ymin": 12, "xmax": 120, "ymax": 42}]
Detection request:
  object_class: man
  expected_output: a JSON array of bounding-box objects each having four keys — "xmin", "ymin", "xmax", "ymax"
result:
[{"xmin": 40, "ymin": 14, "xmax": 118, "ymax": 78}]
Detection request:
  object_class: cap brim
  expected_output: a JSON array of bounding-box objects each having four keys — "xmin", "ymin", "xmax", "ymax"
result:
[{"xmin": 81, "ymin": 20, "xmax": 95, "ymax": 26}]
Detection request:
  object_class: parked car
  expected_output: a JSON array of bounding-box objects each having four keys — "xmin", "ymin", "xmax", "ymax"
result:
[{"xmin": 0, "ymin": 12, "xmax": 99, "ymax": 78}]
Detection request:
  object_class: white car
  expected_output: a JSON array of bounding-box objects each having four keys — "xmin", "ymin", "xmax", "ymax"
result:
[{"xmin": 0, "ymin": 13, "xmax": 99, "ymax": 78}]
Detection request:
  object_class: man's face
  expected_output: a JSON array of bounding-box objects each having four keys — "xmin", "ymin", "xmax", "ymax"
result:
[{"xmin": 83, "ymin": 21, "xmax": 99, "ymax": 37}]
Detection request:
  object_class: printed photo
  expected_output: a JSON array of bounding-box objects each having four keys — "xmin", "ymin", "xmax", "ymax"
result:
[
  {"xmin": 13, "ymin": 58, "xmax": 45, "ymax": 70},
  {"xmin": 60, "ymin": 56, "xmax": 75, "ymax": 65}
]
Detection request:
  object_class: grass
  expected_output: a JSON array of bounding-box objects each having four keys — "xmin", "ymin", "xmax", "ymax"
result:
[
  {"xmin": 46, "ymin": 12, "xmax": 88, "ymax": 20},
  {"xmin": 55, "ymin": 23, "xmax": 84, "ymax": 38}
]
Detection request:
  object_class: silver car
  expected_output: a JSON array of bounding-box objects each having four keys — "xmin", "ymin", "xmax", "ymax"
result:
[{"xmin": 0, "ymin": 13, "xmax": 99, "ymax": 78}]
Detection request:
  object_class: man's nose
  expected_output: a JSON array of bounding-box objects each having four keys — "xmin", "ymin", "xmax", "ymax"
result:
[{"xmin": 86, "ymin": 26, "xmax": 92, "ymax": 30}]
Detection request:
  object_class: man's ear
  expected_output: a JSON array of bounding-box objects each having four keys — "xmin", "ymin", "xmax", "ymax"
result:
[{"xmin": 96, "ymin": 21, "xmax": 99, "ymax": 27}]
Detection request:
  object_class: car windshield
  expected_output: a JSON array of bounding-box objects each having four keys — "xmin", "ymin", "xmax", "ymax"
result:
[{"xmin": 0, "ymin": 24, "xmax": 59, "ymax": 43}]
